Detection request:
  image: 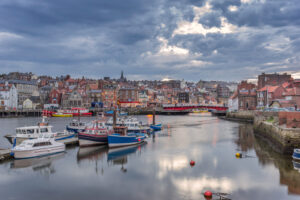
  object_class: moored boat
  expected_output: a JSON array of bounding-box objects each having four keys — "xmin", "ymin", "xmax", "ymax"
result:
[
  {"xmin": 150, "ymin": 124, "xmax": 162, "ymax": 131},
  {"xmin": 78, "ymin": 120, "xmax": 114, "ymax": 147},
  {"xmin": 66, "ymin": 119, "xmax": 86, "ymax": 133},
  {"xmin": 292, "ymin": 149, "xmax": 300, "ymax": 160},
  {"xmin": 4, "ymin": 117, "xmax": 76, "ymax": 146},
  {"xmin": 106, "ymin": 117, "xmax": 151, "ymax": 134},
  {"xmin": 52, "ymin": 112, "xmax": 73, "ymax": 117},
  {"xmin": 108, "ymin": 126, "xmax": 147, "ymax": 148},
  {"xmin": 56, "ymin": 108, "xmax": 92, "ymax": 117},
  {"xmin": 12, "ymin": 134, "xmax": 66, "ymax": 159}
]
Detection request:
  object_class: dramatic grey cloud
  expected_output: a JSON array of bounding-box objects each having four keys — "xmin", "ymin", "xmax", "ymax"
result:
[{"xmin": 0, "ymin": 0, "xmax": 299, "ymax": 81}]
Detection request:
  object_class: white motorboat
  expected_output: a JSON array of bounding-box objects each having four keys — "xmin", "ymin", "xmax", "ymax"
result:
[
  {"xmin": 12, "ymin": 134, "xmax": 66, "ymax": 159},
  {"xmin": 4, "ymin": 116, "xmax": 76, "ymax": 146}
]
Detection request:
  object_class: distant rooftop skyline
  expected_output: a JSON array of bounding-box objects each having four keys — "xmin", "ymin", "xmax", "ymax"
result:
[{"xmin": 0, "ymin": 0, "xmax": 300, "ymax": 81}]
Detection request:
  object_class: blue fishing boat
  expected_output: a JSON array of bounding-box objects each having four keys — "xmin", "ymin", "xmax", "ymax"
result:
[
  {"xmin": 292, "ymin": 149, "xmax": 300, "ymax": 160},
  {"xmin": 150, "ymin": 124, "xmax": 162, "ymax": 131},
  {"xmin": 108, "ymin": 127, "xmax": 147, "ymax": 148}
]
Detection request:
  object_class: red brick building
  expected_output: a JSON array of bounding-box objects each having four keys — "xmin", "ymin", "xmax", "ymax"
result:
[
  {"xmin": 49, "ymin": 89, "xmax": 62, "ymax": 104},
  {"xmin": 238, "ymin": 81, "xmax": 257, "ymax": 110},
  {"xmin": 258, "ymin": 73, "xmax": 292, "ymax": 89},
  {"xmin": 257, "ymin": 85, "xmax": 285, "ymax": 107}
]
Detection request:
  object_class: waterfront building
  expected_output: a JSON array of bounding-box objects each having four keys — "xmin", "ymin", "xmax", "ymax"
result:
[
  {"xmin": 138, "ymin": 90, "xmax": 149, "ymax": 107},
  {"xmin": 0, "ymin": 80, "xmax": 38, "ymax": 107},
  {"xmin": 217, "ymin": 84, "xmax": 230, "ymax": 98},
  {"xmin": 258, "ymin": 72, "xmax": 292, "ymax": 89},
  {"xmin": 61, "ymin": 90, "xmax": 84, "ymax": 108},
  {"xmin": 0, "ymin": 83, "xmax": 18, "ymax": 110},
  {"xmin": 87, "ymin": 90, "xmax": 103, "ymax": 105},
  {"xmin": 49, "ymin": 89, "xmax": 62, "ymax": 105},
  {"xmin": 237, "ymin": 81, "xmax": 257, "ymax": 110},
  {"xmin": 178, "ymin": 92, "xmax": 190, "ymax": 103},
  {"xmin": 118, "ymin": 87, "xmax": 139, "ymax": 107},
  {"xmin": 228, "ymin": 91, "xmax": 238, "ymax": 112},
  {"xmin": 257, "ymin": 85, "xmax": 285, "ymax": 108},
  {"xmin": 282, "ymin": 86, "xmax": 300, "ymax": 108},
  {"xmin": 39, "ymin": 86, "xmax": 53, "ymax": 105},
  {"xmin": 102, "ymin": 85, "xmax": 118, "ymax": 108},
  {"xmin": 23, "ymin": 96, "xmax": 41, "ymax": 110}
]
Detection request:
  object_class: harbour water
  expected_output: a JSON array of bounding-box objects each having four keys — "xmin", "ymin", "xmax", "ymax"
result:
[{"xmin": 0, "ymin": 114, "xmax": 300, "ymax": 200}]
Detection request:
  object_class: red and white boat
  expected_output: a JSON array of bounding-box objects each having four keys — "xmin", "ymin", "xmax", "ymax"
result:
[{"xmin": 78, "ymin": 120, "xmax": 114, "ymax": 147}]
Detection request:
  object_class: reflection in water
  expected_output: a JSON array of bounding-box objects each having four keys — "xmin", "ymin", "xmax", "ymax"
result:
[
  {"xmin": 77, "ymin": 146, "xmax": 108, "ymax": 163},
  {"xmin": 1, "ymin": 116, "xmax": 300, "ymax": 200},
  {"xmin": 77, "ymin": 146, "xmax": 108, "ymax": 175},
  {"xmin": 293, "ymin": 160, "xmax": 300, "ymax": 172},
  {"xmin": 10, "ymin": 153, "xmax": 65, "ymax": 177},
  {"xmin": 237, "ymin": 123, "xmax": 300, "ymax": 196},
  {"xmin": 234, "ymin": 123, "xmax": 255, "ymax": 152},
  {"xmin": 107, "ymin": 142, "xmax": 146, "ymax": 173}
]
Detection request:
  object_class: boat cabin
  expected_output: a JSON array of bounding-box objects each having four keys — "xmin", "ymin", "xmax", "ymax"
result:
[
  {"xmin": 84, "ymin": 120, "xmax": 111, "ymax": 135},
  {"xmin": 113, "ymin": 126, "xmax": 128, "ymax": 136},
  {"xmin": 69, "ymin": 121, "xmax": 85, "ymax": 127},
  {"xmin": 16, "ymin": 126, "xmax": 53, "ymax": 137}
]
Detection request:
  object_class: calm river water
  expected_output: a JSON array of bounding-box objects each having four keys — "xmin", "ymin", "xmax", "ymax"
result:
[{"xmin": 0, "ymin": 114, "xmax": 299, "ymax": 200}]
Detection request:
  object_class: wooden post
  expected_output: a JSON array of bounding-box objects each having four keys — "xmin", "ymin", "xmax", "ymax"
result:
[
  {"xmin": 152, "ymin": 108, "xmax": 156, "ymax": 125},
  {"xmin": 113, "ymin": 108, "xmax": 117, "ymax": 128}
]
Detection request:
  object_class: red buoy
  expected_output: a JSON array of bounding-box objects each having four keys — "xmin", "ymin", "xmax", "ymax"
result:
[
  {"xmin": 204, "ymin": 190, "xmax": 213, "ymax": 198},
  {"xmin": 190, "ymin": 160, "xmax": 195, "ymax": 166}
]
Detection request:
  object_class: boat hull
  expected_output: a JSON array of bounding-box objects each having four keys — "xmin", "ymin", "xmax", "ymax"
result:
[
  {"xmin": 13, "ymin": 145, "xmax": 65, "ymax": 159},
  {"xmin": 108, "ymin": 134, "xmax": 146, "ymax": 148},
  {"xmin": 52, "ymin": 114, "xmax": 73, "ymax": 117},
  {"xmin": 150, "ymin": 124, "xmax": 162, "ymax": 131},
  {"xmin": 66, "ymin": 126, "xmax": 85, "ymax": 133},
  {"xmin": 292, "ymin": 149, "xmax": 300, "ymax": 160},
  {"xmin": 78, "ymin": 133, "xmax": 108, "ymax": 147}
]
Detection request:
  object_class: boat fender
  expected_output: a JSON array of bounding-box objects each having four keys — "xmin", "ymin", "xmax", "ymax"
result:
[
  {"xmin": 190, "ymin": 160, "xmax": 195, "ymax": 166},
  {"xmin": 203, "ymin": 190, "xmax": 213, "ymax": 199},
  {"xmin": 235, "ymin": 152, "xmax": 242, "ymax": 158}
]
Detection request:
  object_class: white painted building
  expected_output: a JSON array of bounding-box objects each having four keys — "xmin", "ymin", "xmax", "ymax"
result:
[
  {"xmin": 228, "ymin": 91, "xmax": 238, "ymax": 112},
  {"xmin": 0, "ymin": 83, "xmax": 18, "ymax": 110}
]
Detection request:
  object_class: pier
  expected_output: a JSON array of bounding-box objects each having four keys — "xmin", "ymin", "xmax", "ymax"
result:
[{"xmin": 0, "ymin": 109, "xmax": 42, "ymax": 118}]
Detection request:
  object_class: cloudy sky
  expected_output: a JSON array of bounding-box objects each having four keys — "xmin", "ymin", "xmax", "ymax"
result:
[{"xmin": 0, "ymin": 0, "xmax": 300, "ymax": 81}]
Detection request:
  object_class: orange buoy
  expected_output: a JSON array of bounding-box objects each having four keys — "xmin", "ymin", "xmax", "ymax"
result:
[
  {"xmin": 190, "ymin": 160, "xmax": 195, "ymax": 166},
  {"xmin": 204, "ymin": 190, "xmax": 213, "ymax": 198}
]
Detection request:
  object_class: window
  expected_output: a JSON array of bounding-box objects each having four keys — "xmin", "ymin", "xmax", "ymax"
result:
[
  {"xmin": 27, "ymin": 129, "xmax": 34, "ymax": 134},
  {"xmin": 40, "ymin": 128, "xmax": 48, "ymax": 133}
]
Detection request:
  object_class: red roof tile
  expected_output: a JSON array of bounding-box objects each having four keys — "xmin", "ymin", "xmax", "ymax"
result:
[{"xmin": 257, "ymin": 85, "xmax": 278, "ymax": 92}]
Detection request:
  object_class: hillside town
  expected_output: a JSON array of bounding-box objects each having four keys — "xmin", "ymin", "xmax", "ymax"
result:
[
  {"xmin": 0, "ymin": 71, "xmax": 299, "ymax": 111},
  {"xmin": 0, "ymin": 71, "xmax": 238, "ymax": 110}
]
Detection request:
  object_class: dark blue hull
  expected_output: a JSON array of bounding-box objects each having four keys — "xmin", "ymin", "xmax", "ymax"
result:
[
  {"xmin": 108, "ymin": 133, "xmax": 146, "ymax": 148},
  {"xmin": 78, "ymin": 133, "xmax": 108, "ymax": 147}
]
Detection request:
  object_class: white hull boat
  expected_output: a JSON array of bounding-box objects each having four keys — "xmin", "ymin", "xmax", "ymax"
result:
[{"xmin": 12, "ymin": 135, "xmax": 66, "ymax": 159}]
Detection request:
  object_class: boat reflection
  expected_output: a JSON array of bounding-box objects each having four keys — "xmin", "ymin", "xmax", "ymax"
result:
[
  {"xmin": 77, "ymin": 146, "xmax": 108, "ymax": 163},
  {"xmin": 293, "ymin": 160, "xmax": 300, "ymax": 172},
  {"xmin": 11, "ymin": 152, "xmax": 65, "ymax": 169},
  {"xmin": 10, "ymin": 152, "xmax": 65, "ymax": 176},
  {"xmin": 107, "ymin": 142, "xmax": 147, "ymax": 172}
]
